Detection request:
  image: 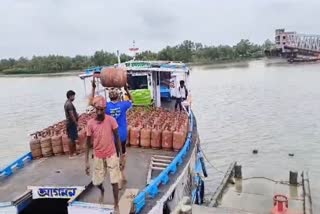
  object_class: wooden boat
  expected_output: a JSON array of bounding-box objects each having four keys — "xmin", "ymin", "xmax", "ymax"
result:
[{"xmin": 0, "ymin": 61, "xmax": 207, "ymax": 214}]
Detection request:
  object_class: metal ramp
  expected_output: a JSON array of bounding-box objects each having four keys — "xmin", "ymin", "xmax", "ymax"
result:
[{"xmin": 146, "ymin": 155, "xmax": 174, "ymax": 185}]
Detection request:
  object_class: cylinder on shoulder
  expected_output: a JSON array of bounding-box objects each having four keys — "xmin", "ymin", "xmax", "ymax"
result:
[{"xmin": 100, "ymin": 67, "xmax": 127, "ymax": 88}]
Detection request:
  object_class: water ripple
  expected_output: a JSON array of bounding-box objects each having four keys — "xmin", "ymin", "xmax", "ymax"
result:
[{"xmin": 191, "ymin": 61, "xmax": 320, "ymax": 211}]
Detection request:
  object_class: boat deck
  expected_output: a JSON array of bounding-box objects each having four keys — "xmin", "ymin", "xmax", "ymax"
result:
[
  {"xmin": 78, "ymin": 148, "xmax": 177, "ymax": 204},
  {"xmin": 0, "ymin": 154, "xmax": 90, "ymax": 203},
  {"xmin": 0, "ymin": 147, "xmax": 176, "ymax": 205}
]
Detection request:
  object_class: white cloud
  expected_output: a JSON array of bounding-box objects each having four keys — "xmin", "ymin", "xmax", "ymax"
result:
[{"xmin": 0, "ymin": 0, "xmax": 320, "ymax": 58}]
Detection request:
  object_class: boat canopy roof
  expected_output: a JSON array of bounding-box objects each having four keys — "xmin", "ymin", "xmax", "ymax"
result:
[
  {"xmin": 79, "ymin": 60, "xmax": 190, "ymax": 79},
  {"xmin": 120, "ymin": 60, "xmax": 189, "ymax": 73}
]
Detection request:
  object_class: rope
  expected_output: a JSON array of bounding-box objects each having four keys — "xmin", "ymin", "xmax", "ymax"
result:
[
  {"xmin": 197, "ymin": 145, "xmax": 301, "ymax": 188},
  {"xmin": 198, "ymin": 146, "xmax": 302, "ymax": 187},
  {"xmin": 242, "ymin": 176, "xmax": 302, "ymax": 186},
  {"xmin": 199, "ymin": 144, "xmax": 224, "ymax": 174},
  {"xmin": 242, "ymin": 176, "xmax": 278, "ymax": 182}
]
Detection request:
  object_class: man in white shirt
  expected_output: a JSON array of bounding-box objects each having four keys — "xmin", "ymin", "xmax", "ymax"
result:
[{"xmin": 175, "ymin": 80, "xmax": 188, "ymax": 111}]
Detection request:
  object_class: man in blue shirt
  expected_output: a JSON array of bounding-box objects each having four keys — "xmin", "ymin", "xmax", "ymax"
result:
[{"xmin": 105, "ymin": 85, "xmax": 132, "ymax": 188}]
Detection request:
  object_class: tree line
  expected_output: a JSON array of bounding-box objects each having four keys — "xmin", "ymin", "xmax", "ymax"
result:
[{"xmin": 0, "ymin": 39, "xmax": 274, "ymax": 74}]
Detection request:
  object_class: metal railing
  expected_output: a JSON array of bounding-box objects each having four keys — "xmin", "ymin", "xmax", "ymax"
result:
[
  {"xmin": 285, "ymin": 33, "xmax": 320, "ymax": 53},
  {"xmin": 0, "ymin": 152, "xmax": 33, "ymax": 177}
]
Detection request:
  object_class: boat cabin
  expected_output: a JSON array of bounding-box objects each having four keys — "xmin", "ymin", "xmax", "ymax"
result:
[{"xmin": 80, "ymin": 60, "xmax": 191, "ymax": 111}]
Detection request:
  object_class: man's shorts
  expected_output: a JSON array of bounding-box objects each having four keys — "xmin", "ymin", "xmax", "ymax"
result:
[
  {"xmin": 66, "ymin": 122, "xmax": 78, "ymax": 142},
  {"xmin": 92, "ymin": 154, "xmax": 120, "ymax": 185}
]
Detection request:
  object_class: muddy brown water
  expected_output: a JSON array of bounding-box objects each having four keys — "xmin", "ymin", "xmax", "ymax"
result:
[{"xmin": 0, "ymin": 60, "xmax": 319, "ymax": 211}]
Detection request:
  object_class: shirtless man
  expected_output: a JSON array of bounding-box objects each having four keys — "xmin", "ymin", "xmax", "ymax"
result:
[{"xmin": 64, "ymin": 90, "xmax": 79, "ymax": 158}]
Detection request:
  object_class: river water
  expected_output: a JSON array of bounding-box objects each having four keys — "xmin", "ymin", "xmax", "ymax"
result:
[{"xmin": 0, "ymin": 60, "xmax": 319, "ymax": 211}]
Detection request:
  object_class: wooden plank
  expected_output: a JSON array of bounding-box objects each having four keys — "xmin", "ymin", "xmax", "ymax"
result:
[
  {"xmin": 151, "ymin": 166, "xmax": 166, "ymax": 171},
  {"xmin": 209, "ymin": 162, "xmax": 236, "ymax": 207},
  {"xmin": 12, "ymin": 190, "xmax": 32, "ymax": 205},
  {"xmin": 146, "ymin": 159, "xmax": 153, "ymax": 185},
  {"xmin": 152, "ymin": 162, "xmax": 169, "ymax": 167},
  {"xmin": 119, "ymin": 189, "xmax": 139, "ymax": 214},
  {"xmin": 152, "ymin": 155, "xmax": 174, "ymax": 159},
  {"xmin": 151, "ymin": 157, "xmax": 172, "ymax": 163}
]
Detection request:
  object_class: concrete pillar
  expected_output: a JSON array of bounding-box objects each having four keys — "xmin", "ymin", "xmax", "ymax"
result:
[
  {"xmin": 289, "ymin": 171, "xmax": 298, "ymax": 185},
  {"xmin": 234, "ymin": 165, "xmax": 242, "ymax": 179}
]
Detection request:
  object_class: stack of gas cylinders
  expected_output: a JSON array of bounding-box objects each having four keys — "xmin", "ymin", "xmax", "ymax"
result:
[
  {"xmin": 29, "ymin": 107, "xmax": 189, "ymax": 159},
  {"xmin": 29, "ymin": 112, "xmax": 96, "ymax": 159},
  {"xmin": 128, "ymin": 107, "xmax": 189, "ymax": 151}
]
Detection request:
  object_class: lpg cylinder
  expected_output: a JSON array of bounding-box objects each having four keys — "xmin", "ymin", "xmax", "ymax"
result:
[
  {"xmin": 173, "ymin": 129, "xmax": 185, "ymax": 151},
  {"xmin": 162, "ymin": 128, "xmax": 173, "ymax": 150},
  {"xmin": 40, "ymin": 131, "xmax": 53, "ymax": 157},
  {"xmin": 127, "ymin": 125, "xmax": 131, "ymax": 144},
  {"xmin": 151, "ymin": 127, "xmax": 162, "ymax": 149},
  {"xmin": 129, "ymin": 127, "xmax": 140, "ymax": 147},
  {"xmin": 140, "ymin": 127, "xmax": 151, "ymax": 148},
  {"xmin": 29, "ymin": 133, "xmax": 42, "ymax": 159},
  {"xmin": 100, "ymin": 67, "xmax": 127, "ymax": 87},
  {"xmin": 77, "ymin": 128, "xmax": 86, "ymax": 153},
  {"xmin": 62, "ymin": 129, "xmax": 71, "ymax": 154},
  {"xmin": 51, "ymin": 130, "xmax": 63, "ymax": 155}
]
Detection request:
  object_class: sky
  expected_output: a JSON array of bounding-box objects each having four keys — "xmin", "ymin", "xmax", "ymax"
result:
[{"xmin": 1, "ymin": 0, "xmax": 320, "ymax": 58}]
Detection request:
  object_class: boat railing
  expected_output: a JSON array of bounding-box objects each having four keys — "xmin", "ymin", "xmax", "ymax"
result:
[
  {"xmin": 133, "ymin": 112, "xmax": 194, "ymax": 213},
  {"xmin": 0, "ymin": 152, "xmax": 32, "ymax": 178},
  {"xmin": 85, "ymin": 66, "xmax": 103, "ymax": 74},
  {"xmin": 1, "ymin": 112, "xmax": 195, "ymax": 214}
]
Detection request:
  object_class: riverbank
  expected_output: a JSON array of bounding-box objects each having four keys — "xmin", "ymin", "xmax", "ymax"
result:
[
  {"xmin": 0, "ymin": 70, "xmax": 82, "ymax": 77},
  {"xmin": 189, "ymin": 58, "xmax": 263, "ymax": 69},
  {"xmin": 0, "ymin": 58, "xmax": 264, "ymax": 77}
]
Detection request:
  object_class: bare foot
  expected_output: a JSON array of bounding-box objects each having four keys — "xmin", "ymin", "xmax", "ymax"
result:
[
  {"xmin": 68, "ymin": 155, "xmax": 76, "ymax": 160},
  {"xmin": 98, "ymin": 186, "xmax": 105, "ymax": 203},
  {"xmin": 114, "ymin": 205, "xmax": 119, "ymax": 214}
]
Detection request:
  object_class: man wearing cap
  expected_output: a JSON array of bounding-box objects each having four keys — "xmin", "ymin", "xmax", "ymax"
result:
[
  {"xmin": 105, "ymin": 85, "xmax": 132, "ymax": 188},
  {"xmin": 85, "ymin": 96, "xmax": 124, "ymax": 212}
]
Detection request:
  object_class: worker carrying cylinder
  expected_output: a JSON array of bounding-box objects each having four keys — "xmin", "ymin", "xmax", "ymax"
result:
[{"xmin": 89, "ymin": 72, "xmax": 132, "ymax": 190}]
